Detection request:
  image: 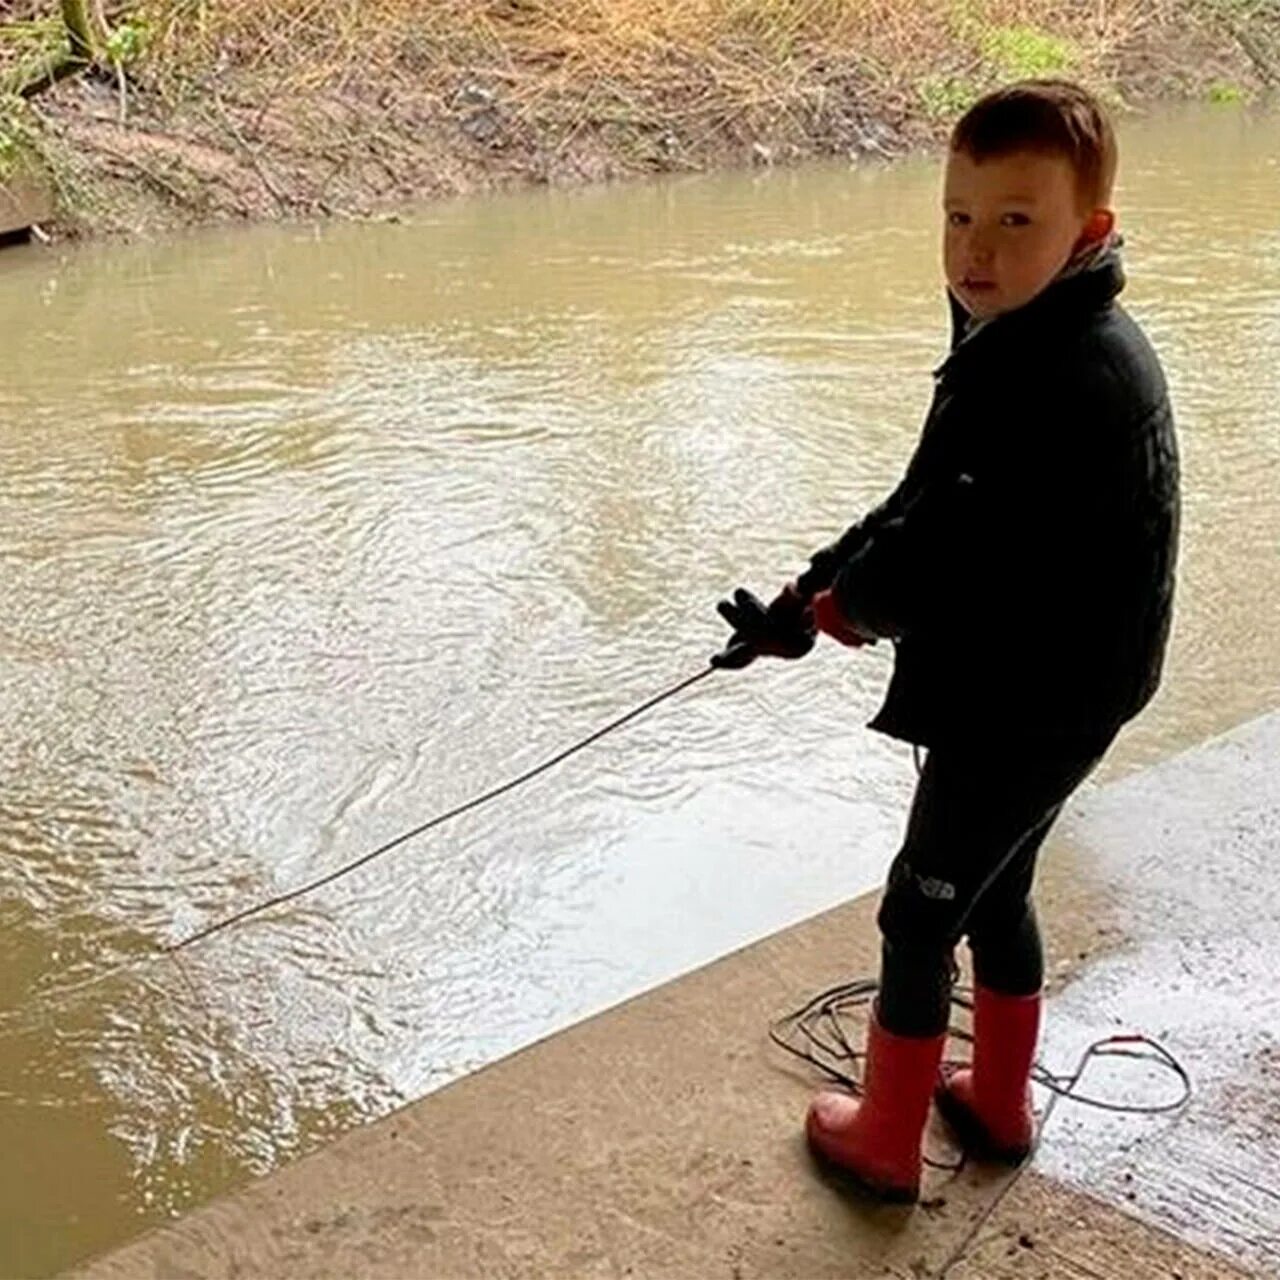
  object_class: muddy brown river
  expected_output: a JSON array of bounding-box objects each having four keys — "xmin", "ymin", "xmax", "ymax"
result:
[{"xmin": 1, "ymin": 104, "xmax": 1278, "ymax": 1275}]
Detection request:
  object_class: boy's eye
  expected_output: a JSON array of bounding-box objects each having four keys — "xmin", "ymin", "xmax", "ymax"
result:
[
  {"xmin": 947, "ymin": 211, "xmax": 970, "ymax": 227},
  {"xmin": 1001, "ymin": 212, "xmax": 1031, "ymax": 227}
]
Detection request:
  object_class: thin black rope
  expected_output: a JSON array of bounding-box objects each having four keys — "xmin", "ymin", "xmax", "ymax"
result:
[
  {"xmin": 930, "ymin": 1033, "xmax": 1189, "ymax": 1278},
  {"xmin": 3, "ymin": 664, "xmax": 716, "ymax": 1031},
  {"xmin": 162, "ymin": 664, "xmax": 715, "ymax": 954},
  {"xmin": 770, "ymin": 979, "xmax": 1190, "ymax": 1115},
  {"xmin": 768, "ymin": 977, "xmax": 1193, "ymax": 1276}
]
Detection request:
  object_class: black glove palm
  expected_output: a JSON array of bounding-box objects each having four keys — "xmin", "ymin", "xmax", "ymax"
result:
[{"xmin": 711, "ymin": 585, "xmax": 816, "ymax": 669}]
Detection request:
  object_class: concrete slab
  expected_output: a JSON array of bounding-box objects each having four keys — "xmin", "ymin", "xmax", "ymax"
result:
[
  {"xmin": 68, "ymin": 714, "xmax": 1279, "ymax": 1279},
  {"xmin": 1037, "ymin": 711, "xmax": 1280, "ymax": 1275},
  {"xmin": 0, "ymin": 173, "xmax": 53, "ymax": 238}
]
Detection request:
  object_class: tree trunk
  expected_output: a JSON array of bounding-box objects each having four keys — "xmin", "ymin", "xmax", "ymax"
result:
[
  {"xmin": 61, "ymin": 0, "xmax": 99, "ymax": 61},
  {"xmin": 5, "ymin": 0, "xmax": 106, "ymax": 100}
]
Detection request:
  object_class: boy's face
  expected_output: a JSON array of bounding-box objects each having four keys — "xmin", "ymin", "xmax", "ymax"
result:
[{"xmin": 943, "ymin": 148, "xmax": 1111, "ymax": 320}]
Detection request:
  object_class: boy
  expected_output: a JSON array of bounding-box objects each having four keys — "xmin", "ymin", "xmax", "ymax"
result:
[{"xmin": 713, "ymin": 80, "xmax": 1179, "ymax": 1203}]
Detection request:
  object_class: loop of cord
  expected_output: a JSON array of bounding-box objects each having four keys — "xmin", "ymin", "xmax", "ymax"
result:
[{"xmin": 769, "ymin": 977, "xmax": 1193, "ymax": 1278}]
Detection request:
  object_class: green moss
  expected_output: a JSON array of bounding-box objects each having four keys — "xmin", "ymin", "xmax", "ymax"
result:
[
  {"xmin": 1207, "ymin": 80, "xmax": 1245, "ymax": 102},
  {"xmin": 104, "ymin": 16, "xmax": 150, "ymax": 68},
  {"xmin": 921, "ymin": 17, "xmax": 1078, "ymax": 126},
  {"xmin": 918, "ymin": 73, "xmax": 980, "ymax": 120},
  {"xmin": 981, "ymin": 24, "xmax": 1076, "ymax": 80},
  {"xmin": 0, "ymin": 94, "xmax": 30, "ymax": 180}
]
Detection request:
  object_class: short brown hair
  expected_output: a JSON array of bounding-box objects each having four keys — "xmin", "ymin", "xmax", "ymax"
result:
[{"xmin": 950, "ymin": 79, "xmax": 1117, "ymax": 208}]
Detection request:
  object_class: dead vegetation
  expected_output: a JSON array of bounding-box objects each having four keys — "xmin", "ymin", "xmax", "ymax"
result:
[{"xmin": 1, "ymin": 1, "xmax": 1276, "ymax": 238}]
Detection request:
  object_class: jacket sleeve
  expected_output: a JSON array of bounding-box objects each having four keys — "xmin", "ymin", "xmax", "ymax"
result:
[
  {"xmin": 827, "ymin": 471, "xmax": 978, "ymax": 639},
  {"xmin": 794, "ymin": 481, "xmax": 910, "ymax": 599},
  {"xmin": 795, "ymin": 402, "xmax": 948, "ymax": 603}
]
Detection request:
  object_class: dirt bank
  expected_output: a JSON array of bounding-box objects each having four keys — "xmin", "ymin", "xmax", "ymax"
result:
[{"xmin": 2, "ymin": 1, "xmax": 1278, "ymax": 242}]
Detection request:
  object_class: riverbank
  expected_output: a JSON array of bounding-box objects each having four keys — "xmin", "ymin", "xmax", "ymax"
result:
[
  {"xmin": 2, "ymin": 0, "xmax": 1278, "ymax": 242},
  {"xmin": 69, "ymin": 710, "xmax": 1280, "ymax": 1278}
]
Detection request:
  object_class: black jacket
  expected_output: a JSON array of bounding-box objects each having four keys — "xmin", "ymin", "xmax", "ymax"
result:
[{"xmin": 797, "ymin": 253, "xmax": 1180, "ymax": 751}]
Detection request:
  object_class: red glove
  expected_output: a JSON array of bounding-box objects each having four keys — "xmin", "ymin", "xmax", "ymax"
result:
[{"xmin": 810, "ymin": 588, "xmax": 876, "ymax": 647}]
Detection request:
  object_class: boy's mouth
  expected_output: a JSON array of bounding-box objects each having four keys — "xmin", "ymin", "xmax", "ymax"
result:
[{"xmin": 962, "ymin": 278, "xmax": 997, "ymax": 293}]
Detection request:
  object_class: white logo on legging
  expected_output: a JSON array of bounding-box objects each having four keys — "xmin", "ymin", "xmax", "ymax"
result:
[{"xmin": 916, "ymin": 874, "xmax": 957, "ymax": 901}]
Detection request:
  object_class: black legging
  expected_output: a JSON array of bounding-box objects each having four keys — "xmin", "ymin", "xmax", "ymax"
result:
[{"xmin": 875, "ymin": 740, "xmax": 1109, "ymax": 1037}]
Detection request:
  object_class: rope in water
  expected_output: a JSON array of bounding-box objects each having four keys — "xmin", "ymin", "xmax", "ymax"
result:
[
  {"xmin": 1, "ymin": 664, "xmax": 716, "ymax": 1032},
  {"xmin": 162, "ymin": 665, "xmax": 716, "ymax": 955}
]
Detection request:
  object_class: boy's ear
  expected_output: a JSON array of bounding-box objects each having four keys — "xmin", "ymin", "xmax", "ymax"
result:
[{"xmin": 1078, "ymin": 207, "xmax": 1115, "ymax": 248}]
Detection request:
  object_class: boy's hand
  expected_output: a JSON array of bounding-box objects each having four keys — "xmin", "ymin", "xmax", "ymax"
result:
[
  {"xmin": 811, "ymin": 588, "xmax": 877, "ymax": 648},
  {"xmin": 710, "ymin": 583, "xmax": 815, "ymax": 669}
]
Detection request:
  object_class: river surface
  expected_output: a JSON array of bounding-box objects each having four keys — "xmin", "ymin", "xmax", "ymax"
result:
[{"xmin": 1, "ymin": 104, "xmax": 1277, "ymax": 1276}]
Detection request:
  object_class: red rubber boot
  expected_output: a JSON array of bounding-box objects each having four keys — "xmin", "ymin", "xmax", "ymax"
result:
[
  {"xmin": 805, "ymin": 1008, "xmax": 946, "ymax": 1203},
  {"xmin": 935, "ymin": 984, "xmax": 1040, "ymax": 1163}
]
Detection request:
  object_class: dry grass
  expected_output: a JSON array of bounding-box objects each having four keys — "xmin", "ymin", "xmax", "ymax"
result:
[
  {"xmin": 119, "ymin": 0, "xmax": 1275, "ymax": 153},
  {"xmin": 3, "ymin": 1, "xmax": 1274, "ymax": 237},
  {"xmin": 129, "ymin": 1, "xmax": 1191, "ymax": 118},
  {"xmin": 139, "ymin": 0, "xmax": 1128, "ymax": 79},
  {"xmin": 5, "ymin": 3, "xmax": 1273, "ymax": 136}
]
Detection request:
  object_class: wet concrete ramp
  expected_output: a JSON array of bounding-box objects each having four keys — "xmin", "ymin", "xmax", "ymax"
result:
[
  {"xmin": 69, "ymin": 713, "xmax": 1279, "ymax": 1278},
  {"xmin": 1037, "ymin": 710, "xmax": 1280, "ymax": 1275}
]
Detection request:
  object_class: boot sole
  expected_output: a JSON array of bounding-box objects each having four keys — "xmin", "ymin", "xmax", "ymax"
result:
[
  {"xmin": 934, "ymin": 1085, "xmax": 1032, "ymax": 1166},
  {"xmin": 805, "ymin": 1139, "xmax": 920, "ymax": 1205}
]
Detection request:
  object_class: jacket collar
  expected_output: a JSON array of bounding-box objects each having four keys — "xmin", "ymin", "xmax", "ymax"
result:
[{"xmin": 934, "ymin": 249, "xmax": 1126, "ymax": 382}]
